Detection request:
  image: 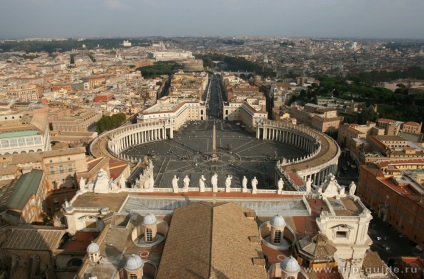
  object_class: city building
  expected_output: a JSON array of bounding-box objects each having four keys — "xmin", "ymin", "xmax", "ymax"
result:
[
  {"xmin": 0, "ymin": 170, "xmax": 46, "ymax": 224},
  {"xmin": 53, "ymin": 172, "xmax": 386, "ymax": 279},
  {"xmin": 290, "ymin": 104, "xmax": 343, "ymax": 134},
  {"xmin": 0, "ymin": 112, "xmax": 51, "ymax": 155},
  {"xmin": 51, "ymin": 109, "xmax": 102, "ymax": 132},
  {"xmin": 147, "ymin": 51, "xmax": 195, "ymax": 61},
  {"xmin": 6, "ymin": 84, "xmax": 42, "ymax": 101},
  {"xmin": 376, "ymin": 118, "xmax": 403, "ymax": 136},
  {"xmin": 403, "ymin": 122, "xmax": 423, "ymax": 135},
  {"xmin": 222, "ymin": 73, "xmax": 268, "ymax": 131},
  {"xmin": 358, "ymin": 159, "xmax": 424, "ymax": 244},
  {"xmin": 137, "ymin": 97, "xmax": 207, "ymax": 130},
  {"xmin": 395, "ymin": 256, "xmax": 423, "ymax": 279}
]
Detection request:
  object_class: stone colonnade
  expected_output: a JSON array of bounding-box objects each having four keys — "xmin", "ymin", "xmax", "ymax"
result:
[
  {"xmin": 106, "ymin": 121, "xmax": 174, "ymax": 157},
  {"xmin": 257, "ymin": 120, "xmax": 340, "ymax": 186}
]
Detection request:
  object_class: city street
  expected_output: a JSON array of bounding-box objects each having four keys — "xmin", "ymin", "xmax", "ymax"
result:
[
  {"xmin": 337, "ymin": 152, "xmax": 359, "ymax": 187},
  {"xmin": 368, "ymin": 213, "xmax": 417, "ymax": 263}
]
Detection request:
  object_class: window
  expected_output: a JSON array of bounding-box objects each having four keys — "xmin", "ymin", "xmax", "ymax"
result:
[
  {"xmin": 130, "ymin": 275, "xmax": 138, "ymax": 279},
  {"xmin": 50, "ymin": 166, "xmax": 55, "ymax": 173},
  {"xmin": 146, "ymin": 228, "xmax": 153, "ymax": 242},
  {"xmin": 336, "ymin": 231, "xmax": 347, "ymax": 238},
  {"xmin": 68, "ymin": 163, "xmax": 73, "ymax": 171},
  {"xmin": 274, "ymin": 230, "xmax": 282, "ymax": 244}
]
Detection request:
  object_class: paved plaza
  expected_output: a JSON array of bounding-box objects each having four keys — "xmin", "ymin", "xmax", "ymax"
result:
[{"xmin": 122, "ymin": 120, "xmax": 307, "ymax": 189}]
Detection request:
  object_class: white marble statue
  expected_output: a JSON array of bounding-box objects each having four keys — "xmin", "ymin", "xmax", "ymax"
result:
[
  {"xmin": 211, "ymin": 173, "xmax": 218, "ymax": 192},
  {"xmin": 319, "ymin": 173, "xmax": 346, "ymax": 199},
  {"xmin": 340, "ymin": 186, "xmax": 346, "ymax": 196},
  {"xmin": 349, "ymin": 181, "xmax": 357, "ymax": 196},
  {"xmin": 94, "ymin": 169, "xmax": 111, "ymax": 194},
  {"xmin": 225, "ymin": 175, "xmax": 232, "ymax": 191},
  {"xmin": 183, "ymin": 175, "xmax": 190, "ymax": 190},
  {"xmin": 80, "ymin": 177, "xmax": 86, "ymax": 190},
  {"xmin": 172, "ymin": 175, "xmax": 179, "ymax": 193},
  {"xmin": 306, "ymin": 177, "xmax": 312, "ymax": 193},
  {"xmin": 251, "ymin": 176, "xmax": 258, "ymax": 194},
  {"xmin": 143, "ymin": 178, "xmax": 150, "ymax": 189},
  {"xmin": 64, "ymin": 200, "xmax": 71, "ymax": 208},
  {"xmin": 199, "ymin": 175, "xmax": 206, "ymax": 192},
  {"xmin": 242, "ymin": 176, "xmax": 248, "ymax": 189},
  {"xmin": 277, "ymin": 178, "xmax": 284, "ymax": 193},
  {"xmin": 276, "ymin": 160, "xmax": 281, "ymax": 169}
]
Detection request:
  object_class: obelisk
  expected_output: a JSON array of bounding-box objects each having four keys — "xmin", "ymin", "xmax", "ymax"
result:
[{"xmin": 211, "ymin": 121, "xmax": 218, "ymax": 161}]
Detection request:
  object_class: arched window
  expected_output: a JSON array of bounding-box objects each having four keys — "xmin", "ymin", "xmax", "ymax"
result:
[
  {"xmin": 130, "ymin": 274, "xmax": 138, "ymax": 279},
  {"xmin": 274, "ymin": 230, "xmax": 282, "ymax": 244},
  {"xmin": 50, "ymin": 166, "xmax": 55, "ymax": 173},
  {"xmin": 59, "ymin": 165, "xmax": 63, "ymax": 172},
  {"xmin": 146, "ymin": 228, "xmax": 153, "ymax": 242}
]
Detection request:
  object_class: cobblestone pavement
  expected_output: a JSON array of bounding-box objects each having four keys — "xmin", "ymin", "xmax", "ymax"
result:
[{"xmin": 123, "ymin": 120, "xmax": 308, "ymax": 189}]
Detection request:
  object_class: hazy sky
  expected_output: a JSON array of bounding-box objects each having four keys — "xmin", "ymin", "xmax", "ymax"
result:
[{"xmin": 1, "ymin": 0, "xmax": 423, "ymax": 39}]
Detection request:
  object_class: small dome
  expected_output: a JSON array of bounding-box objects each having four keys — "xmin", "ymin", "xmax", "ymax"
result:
[
  {"xmin": 271, "ymin": 215, "xmax": 286, "ymax": 227},
  {"xmin": 86, "ymin": 242, "xmax": 99, "ymax": 254},
  {"xmin": 280, "ymin": 256, "xmax": 300, "ymax": 273},
  {"xmin": 125, "ymin": 254, "xmax": 144, "ymax": 271},
  {"xmin": 143, "ymin": 213, "xmax": 157, "ymax": 225}
]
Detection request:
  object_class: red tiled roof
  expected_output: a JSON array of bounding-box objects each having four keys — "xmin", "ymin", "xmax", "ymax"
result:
[
  {"xmin": 378, "ymin": 177, "xmax": 415, "ymax": 195},
  {"xmin": 401, "ymin": 257, "xmax": 424, "ymax": 267},
  {"xmin": 62, "ymin": 231, "xmax": 100, "ymax": 251},
  {"xmin": 404, "ymin": 122, "xmax": 421, "ymax": 127},
  {"xmin": 87, "ymin": 157, "xmax": 103, "ymax": 172},
  {"xmin": 109, "ymin": 164, "xmax": 127, "ymax": 180},
  {"xmin": 288, "ymin": 172, "xmax": 305, "ymax": 187}
]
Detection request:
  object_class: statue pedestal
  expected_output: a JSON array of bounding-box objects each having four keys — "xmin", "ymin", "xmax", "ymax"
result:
[
  {"xmin": 278, "ymin": 190, "xmax": 283, "ymax": 195},
  {"xmin": 173, "ymin": 189, "xmax": 179, "ymax": 194},
  {"xmin": 252, "ymin": 189, "xmax": 257, "ymax": 194},
  {"xmin": 226, "ymin": 187, "xmax": 231, "ymax": 193},
  {"xmin": 242, "ymin": 188, "xmax": 248, "ymax": 193}
]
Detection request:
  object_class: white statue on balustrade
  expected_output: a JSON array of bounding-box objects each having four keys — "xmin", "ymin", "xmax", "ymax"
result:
[
  {"xmin": 199, "ymin": 175, "xmax": 206, "ymax": 192},
  {"xmin": 242, "ymin": 176, "xmax": 248, "ymax": 193},
  {"xmin": 93, "ymin": 169, "xmax": 111, "ymax": 194},
  {"xmin": 251, "ymin": 177, "xmax": 258, "ymax": 194},
  {"xmin": 211, "ymin": 173, "xmax": 218, "ymax": 192},
  {"xmin": 143, "ymin": 178, "xmax": 150, "ymax": 189},
  {"xmin": 349, "ymin": 181, "xmax": 357, "ymax": 196},
  {"xmin": 277, "ymin": 178, "xmax": 284, "ymax": 194},
  {"xmin": 80, "ymin": 177, "xmax": 86, "ymax": 190},
  {"xmin": 183, "ymin": 175, "xmax": 190, "ymax": 192},
  {"xmin": 319, "ymin": 173, "xmax": 346, "ymax": 199},
  {"xmin": 225, "ymin": 175, "xmax": 232, "ymax": 192},
  {"xmin": 306, "ymin": 177, "xmax": 312, "ymax": 193},
  {"xmin": 172, "ymin": 175, "xmax": 179, "ymax": 193}
]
